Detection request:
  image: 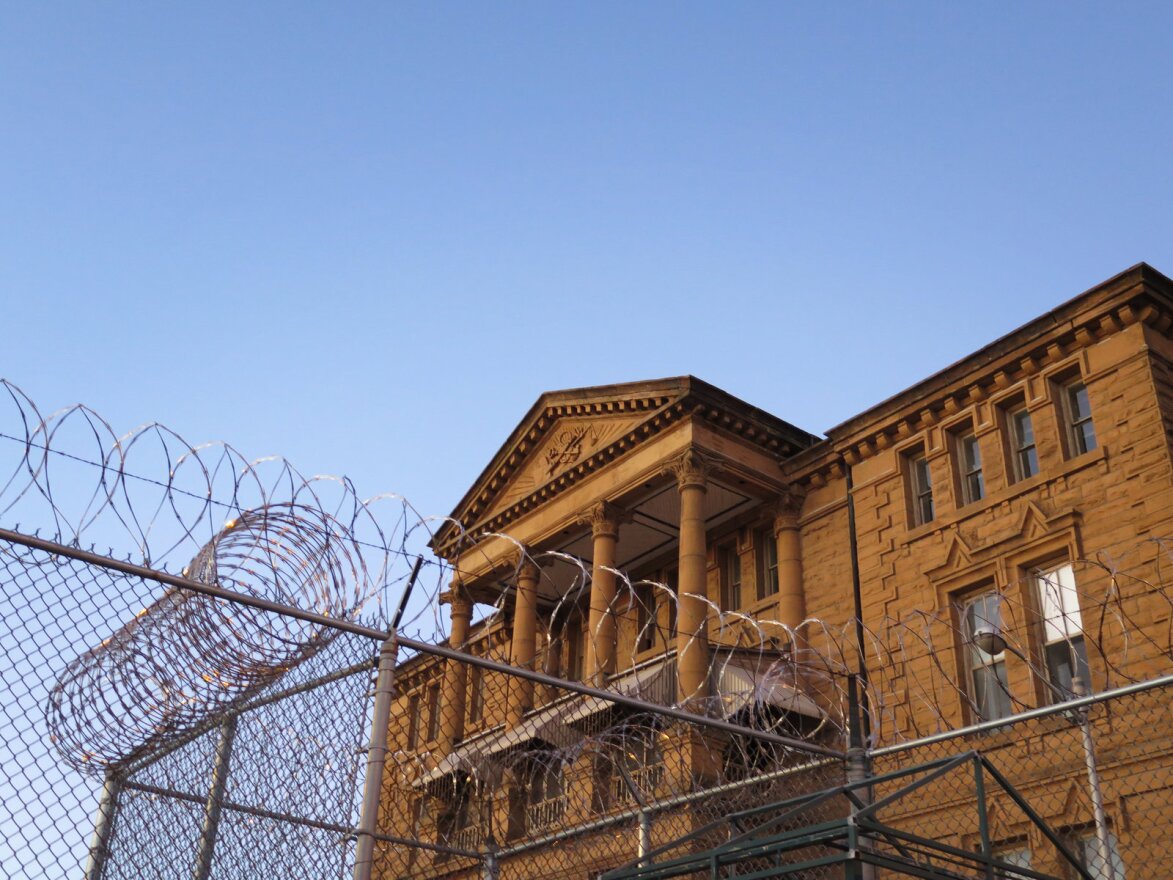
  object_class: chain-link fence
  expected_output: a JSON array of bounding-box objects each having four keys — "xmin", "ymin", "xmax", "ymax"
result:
[
  {"xmin": 868, "ymin": 676, "xmax": 1171, "ymax": 880},
  {"xmin": 3, "ymin": 379, "xmax": 1172, "ymax": 880}
]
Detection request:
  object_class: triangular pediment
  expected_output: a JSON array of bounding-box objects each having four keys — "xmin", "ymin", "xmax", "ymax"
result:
[
  {"xmin": 435, "ymin": 379, "xmax": 691, "ymax": 550},
  {"xmin": 480, "ymin": 412, "xmax": 652, "ymax": 522},
  {"xmin": 1017, "ymin": 500, "xmax": 1051, "ymax": 541},
  {"xmin": 431, "ymin": 377, "xmax": 820, "ymax": 556},
  {"xmin": 938, "ymin": 530, "xmax": 975, "ymax": 573}
]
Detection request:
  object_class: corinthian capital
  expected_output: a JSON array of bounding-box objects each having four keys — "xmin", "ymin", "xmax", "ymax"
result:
[
  {"xmin": 578, "ymin": 501, "xmax": 629, "ymax": 540},
  {"xmin": 510, "ymin": 547, "xmax": 543, "ymax": 582},
  {"xmin": 774, "ymin": 484, "xmax": 807, "ymax": 529},
  {"xmin": 665, "ymin": 449, "xmax": 714, "ymax": 492},
  {"xmin": 439, "ymin": 578, "xmax": 472, "ymax": 614}
]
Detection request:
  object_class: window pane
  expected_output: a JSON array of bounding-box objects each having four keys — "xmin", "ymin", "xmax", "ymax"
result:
[
  {"xmin": 973, "ymin": 660, "xmax": 1012, "ymax": 721},
  {"xmin": 1012, "ymin": 410, "xmax": 1039, "ymax": 480},
  {"xmin": 1069, "ymin": 384, "xmax": 1092, "ymax": 421},
  {"xmin": 1045, "ymin": 636, "xmax": 1090, "ymax": 698},
  {"xmin": 1075, "ymin": 419, "xmax": 1098, "ymax": 454},
  {"xmin": 1037, "ymin": 564, "xmax": 1083, "ymax": 641},
  {"xmin": 1066, "ymin": 382, "xmax": 1098, "ymax": 455},
  {"xmin": 959, "ymin": 434, "xmax": 984, "ymax": 503},
  {"xmin": 910, "ymin": 454, "xmax": 934, "ymax": 525}
]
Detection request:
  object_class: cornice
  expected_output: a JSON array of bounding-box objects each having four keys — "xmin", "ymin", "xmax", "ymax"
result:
[
  {"xmin": 785, "ymin": 265, "xmax": 1173, "ymax": 486},
  {"xmin": 432, "ymin": 377, "xmax": 820, "ymax": 559}
]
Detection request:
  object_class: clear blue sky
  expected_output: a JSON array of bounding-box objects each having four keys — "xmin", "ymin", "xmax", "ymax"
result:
[{"xmin": 3, "ymin": 3, "xmax": 1172, "ymax": 524}]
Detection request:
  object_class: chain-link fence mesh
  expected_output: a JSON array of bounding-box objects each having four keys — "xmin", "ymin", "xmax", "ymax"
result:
[
  {"xmin": 868, "ymin": 678, "xmax": 1171, "ymax": 880},
  {"xmin": 2, "ymin": 379, "xmax": 1172, "ymax": 880}
]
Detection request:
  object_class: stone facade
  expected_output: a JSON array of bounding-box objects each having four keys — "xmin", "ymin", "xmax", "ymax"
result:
[{"xmin": 379, "ymin": 263, "xmax": 1173, "ymax": 878}]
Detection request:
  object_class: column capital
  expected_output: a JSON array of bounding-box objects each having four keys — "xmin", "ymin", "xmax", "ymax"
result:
[
  {"xmin": 439, "ymin": 579, "xmax": 473, "ymax": 613},
  {"xmin": 510, "ymin": 548, "xmax": 544, "ymax": 582},
  {"xmin": 577, "ymin": 500, "xmax": 630, "ymax": 540},
  {"xmin": 665, "ymin": 449, "xmax": 715, "ymax": 492},
  {"xmin": 773, "ymin": 484, "xmax": 807, "ymax": 531}
]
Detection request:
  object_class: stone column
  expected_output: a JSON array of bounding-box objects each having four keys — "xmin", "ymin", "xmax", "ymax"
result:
[
  {"xmin": 670, "ymin": 451, "xmax": 712, "ymax": 706},
  {"xmin": 774, "ymin": 486, "xmax": 806, "ymax": 635},
  {"xmin": 581, "ymin": 502, "xmax": 625, "ymax": 686},
  {"xmin": 438, "ymin": 582, "xmax": 473, "ymax": 752},
  {"xmin": 506, "ymin": 555, "xmax": 541, "ymax": 727}
]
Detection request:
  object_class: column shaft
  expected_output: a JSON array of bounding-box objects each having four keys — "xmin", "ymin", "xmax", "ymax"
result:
[
  {"xmin": 775, "ymin": 516, "xmax": 805, "ymax": 630},
  {"xmin": 585, "ymin": 507, "xmax": 621, "ymax": 686},
  {"xmin": 506, "ymin": 559, "xmax": 540, "ymax": 727},
  {"xmin": 438, "ymin": 588, "xmax": 473, "ymax": 751},
  {"xmin": 673, "ymin": 453, "xmax": 711, "ymax": 705}
]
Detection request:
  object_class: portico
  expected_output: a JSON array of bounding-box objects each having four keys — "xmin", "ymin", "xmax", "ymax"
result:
[{"xmin": 430, "ymin": 377, "xmax": 820, "ymax": 740}]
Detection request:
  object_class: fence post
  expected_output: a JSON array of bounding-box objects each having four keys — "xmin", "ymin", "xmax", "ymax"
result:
[
  {"xmin": 637, "ymin": 811, "xmax": 652, "ymax": 866},
  {"xmin": 846, "ymin": 674, "xmax": 876, "ymax": 880},
  {"xmin": 353, "ymin": 634, "xmax": 398, "ymax": 880},
  {"xmin": 84, "ymin": 768, "xmax": 122, "ymax": 880},
  {"xmin": 192, "ymin": 714, "xmax": 237, "ymax": 880},
  {"xmin": 1073, "ymin": 676, "xmax": 1115, "ymax": 880}
]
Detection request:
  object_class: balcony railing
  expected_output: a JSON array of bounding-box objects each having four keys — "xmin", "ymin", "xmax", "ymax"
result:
[
  {"xmin": 447, "ymin": 823, "xmax": 484, "ymax": 852},
  {"xmin": 526, "ymin": 795, "xmax": 566, "ymax": 833},
  {"xmin": 610, "ymin": 762, "xmax": 664, "ymax": 805}
]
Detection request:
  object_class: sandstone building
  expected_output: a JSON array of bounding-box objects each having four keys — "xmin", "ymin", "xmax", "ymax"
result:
[{"xmin": 379, "ymin": 264, "xmax": 1173, "ymax": 879}]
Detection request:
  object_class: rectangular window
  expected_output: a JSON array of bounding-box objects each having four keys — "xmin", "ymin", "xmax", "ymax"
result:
[
  {"xmin": 406, "ymin": 693, "xmax": 420, "ymax": 750},
  {"xmin": 964, "ymin": 592, "xmax": 1012, "ymax": 722},
  {"xmin": 1009, "ymin": 408, "xmax": 1039, "ymax": 481},
  {"xmin": 664, "ymin": 567, "xmax": 678, "ymax": 637},
  {"xmin": 756, "ymin": 528, "xmax": 779, "ymax": 600},
  {"xmin": 956, "ymin": 431, "xmax": 985, "ymax": 505},
  {"xmin": 908, "ymin": 451, "xmax": 934, "ymax": 526},
  {"xmin": 467, "ymin": 664, "xmax": 484, "ymax": 724},
  {"xmin": 426, "ymin": 684, "xmax": 441, "ymax": 743},
  {"xmin": 1035, "ymin": 564, "xmax": 1091, "ymax": 700},
  {"xmin": 566, "ymin": 621, "xmax": 584, "ymax": 682},
  {"xmin": 990, "ymin": 841, "xmax": 1032, "ymax": 879},
  {"xmin": 1062, "ymin": 827, "xmax": 1125, "ymax": 879},
  {"xmin": 1063, "ymin": 380, "xmax": 1097, "ymax": 456},
  {"xmin": 634, "ymin": 582, "xmax": 656, "ymax": 652},
  {"xmin": 719, "ymin": 544, "xmax": 742, "ymax": 610}
]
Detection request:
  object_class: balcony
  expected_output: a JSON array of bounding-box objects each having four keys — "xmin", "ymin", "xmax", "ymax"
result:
[
  {"xmin": 526, "ymin": 794, "xmax": 567, "ymax": 834},
  {"xmin": 611, "ymin": 762, "xmax": 664, "ymax": 806}
]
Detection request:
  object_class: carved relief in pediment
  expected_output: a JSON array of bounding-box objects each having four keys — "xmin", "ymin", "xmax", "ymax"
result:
[{"xmin": 480, "ymin": 415, "xmax": 648, "ymax": 522}]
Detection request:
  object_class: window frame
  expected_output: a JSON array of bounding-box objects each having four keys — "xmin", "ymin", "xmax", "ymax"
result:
[
  {"xmin": 467, "ymin": 661, "xmax": 484, "ymax": 724},
  {"xmin": 633, "ymin": 581, "xmax": 656, "ymax": 653},
  {"xmin": 906, "ymin": 448, "xmax": 935, "ymax": 527},
  {"xmin": 1058, "ymin": 377, "xmax": 1097, "ymax": 458},
  {"xmin": 406, "ymin": 692, "xmax": 420, "ymax": 750},
  {"xmin": 755, "ymin": 526, "xmax": 779, "ymax": 600},
  {"xmin": 719, "ymin": 542, "xmax": 743, "ymax": 611},
  {"xmin": 1005, "ymin": 404, "xmax": 1040, "ymax": 483},
  {"xmin": 1032, "ymin": 562, "xmax": 1092, "ymax": 702},
  {"xmin": 954, "ymin": 427, "xmax": 986, "ymax": 506},
  {"xmin": 961, "ymin": 589, "xmax": 1013, "ymax": 723},
  {"xmin": 1060, "ymin": 824, "xmax": 1125, "ymax": 879},
  {"xmin": 426, "ymin": 683, "xmax": 442, "ymax": 744},
  {"xmin": 565, "ymin": 617, "xmax": 585, "ymax": 683}
]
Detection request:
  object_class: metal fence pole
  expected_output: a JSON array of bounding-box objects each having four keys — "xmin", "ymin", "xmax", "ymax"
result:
[
  {"xmin": 352, "ymin": 634, "xmax": 397, "ymax": 880},
  {"xmin": 84, "ymin": 768, "xmax": 122, "ymax": 880},
  {"xmin": 638, "ymin": 812, "xmax": 652, "ymax": 866},
  {"xmin": 193, "ymin": 715, "xmax": 238, "ymax": 880},
  {"xmin": 1073, "ymin": 675, "xmax": 1115, "ymax": 880}
]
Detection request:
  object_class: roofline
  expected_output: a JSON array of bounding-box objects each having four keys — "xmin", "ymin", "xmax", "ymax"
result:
[
  {"xmin": 430, "ymin": 376, "xmax": 820, "ymax": 551},
  {"xmin": 824, "ymin": 262, "xmax": 1173, "ymax": 442}
]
